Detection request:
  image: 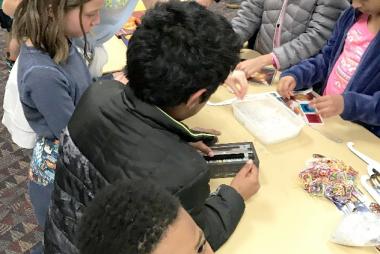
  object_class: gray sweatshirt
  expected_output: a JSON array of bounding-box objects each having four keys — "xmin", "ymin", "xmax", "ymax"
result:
[
  {"xmin": 231, "ymin": 0, "xmax": 350, "ymax": 69},
  {"xmin": 17, "ymin": 44, "xmax": 92, "ymax": 139}
]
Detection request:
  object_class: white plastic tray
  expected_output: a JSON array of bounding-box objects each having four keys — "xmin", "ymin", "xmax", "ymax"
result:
[{"xmin": 232, "ymin": 94, "xmax": 305, "ymax": 144}]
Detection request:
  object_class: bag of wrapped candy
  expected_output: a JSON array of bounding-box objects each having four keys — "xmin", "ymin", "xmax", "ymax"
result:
[{"xmin": 330, "ymin": 211, "xmax": 380, "ymax": 247}]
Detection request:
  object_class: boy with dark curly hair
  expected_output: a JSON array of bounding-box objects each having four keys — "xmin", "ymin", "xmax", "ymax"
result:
[
  {"xmin": 45, "ymin": 1, "xmax": 260, "ymax": 253},
  {"xmin": 77, "ymin": 179, "xmax": 214, "ymax": 254}
]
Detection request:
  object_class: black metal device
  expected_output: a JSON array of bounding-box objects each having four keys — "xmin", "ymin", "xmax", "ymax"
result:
[{"xmin": 204, "ymin": 142, "xmax": 259, "ymax": 178}]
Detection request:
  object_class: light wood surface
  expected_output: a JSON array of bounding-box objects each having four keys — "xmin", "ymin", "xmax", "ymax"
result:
[
  {"xmin": 184, "ymin": 83, "xmax": 380, "ymax": 254},
  {"xmin": 101, "ymin": 0, "xmax": 146, "ymax": 73},
  {"xmin": 102, "ymin": 35, "xmax": 127, "ymax": 73},
  {"xmin": 103, "ymin": 14, "xmax": 380, "ymax": 250}
]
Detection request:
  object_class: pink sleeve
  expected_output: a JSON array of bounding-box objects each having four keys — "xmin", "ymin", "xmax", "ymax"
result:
[{"xmin": 271, "ymin": 53, "xmax": 280, "ymax": 70}]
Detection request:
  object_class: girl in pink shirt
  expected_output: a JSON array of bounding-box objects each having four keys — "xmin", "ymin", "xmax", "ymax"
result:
[
  {"xmin": 324, "ymin": 14, "xmax": 376, "ymax": 95},
  {"xmin": 278, "ymin": 0, "xmax": 380, "ymax": 122}
]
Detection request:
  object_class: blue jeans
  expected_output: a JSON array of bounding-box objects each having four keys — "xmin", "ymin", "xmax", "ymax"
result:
[{"xmin": 28, "ymin": 181, "xmax": 54, "ymax": 254}]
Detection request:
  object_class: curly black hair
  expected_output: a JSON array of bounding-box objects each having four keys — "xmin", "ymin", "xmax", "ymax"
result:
[
  {"xmin": 77, "ymin": 179, "xmax": 180, "ymax": 254},
  {"xmin": 127, "ymin": 0, "xmax": 241, "ymax": 108}
]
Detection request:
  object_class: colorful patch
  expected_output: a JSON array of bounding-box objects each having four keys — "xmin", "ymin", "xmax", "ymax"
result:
[{"xmin": 30, "ymin": 137, "xmax": 59, "ymax": 186}]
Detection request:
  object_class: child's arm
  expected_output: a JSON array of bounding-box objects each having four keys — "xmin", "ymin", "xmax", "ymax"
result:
[
  {"xmin": 191, "ymin": 184, "xmax": 245, "ymax": 251},
  {"xmin": 22, "ymin": 67, "xmax": 77, "ymax": 139},
  {"xmin": 279, "ymin": 7, "xmax": 350, "ymax": 91},
  {"xmin": 231, "ymin": 0, "xmax": 264, "ymax": 44},
  {"xmin": 273, "ymin": 0, "xmax": 350, "ymax": 70},
  {"xmin": 279, "ymin": 37, "xmax": 336, "ymax": 91},
  {"xmin": 342, "ymin": 91, "xmax": 380, "ymax": 126}
]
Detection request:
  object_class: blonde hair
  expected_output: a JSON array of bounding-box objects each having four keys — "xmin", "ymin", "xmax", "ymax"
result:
[{"xmin": 13, "ymin": 0, "xmax": 90, "ymax": 64}]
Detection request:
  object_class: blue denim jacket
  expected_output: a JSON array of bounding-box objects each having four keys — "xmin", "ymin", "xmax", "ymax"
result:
[{"xmin": 281, "ymin": 7, "xmax": 380, "ymax": 137}]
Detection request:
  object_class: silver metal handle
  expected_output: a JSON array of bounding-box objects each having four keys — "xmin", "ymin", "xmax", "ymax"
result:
[{"xmin": 347, "ymin": 142, "xmax": 380, "ymax": 170}]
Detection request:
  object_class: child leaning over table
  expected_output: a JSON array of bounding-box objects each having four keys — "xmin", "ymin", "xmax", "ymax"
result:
[
  {"xmin": 12, "ymin": 1, "xmax": 103, "ymax": 253},
  {"xmin": 277, "ymin": 0, "xmax": 380, "ymax": 138}
]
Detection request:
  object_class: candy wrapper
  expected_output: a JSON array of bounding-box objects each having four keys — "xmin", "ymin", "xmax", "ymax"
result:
[
  {"xmin": 330, "ymin": 212, "xmax": 380, "ymax": 247},
  {"xmin": 299, "ymin": 157, "xmax": 359, "ymax": 208}
]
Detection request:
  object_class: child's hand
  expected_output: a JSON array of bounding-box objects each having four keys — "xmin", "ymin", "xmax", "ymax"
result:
[
  {"xmin": 191, "ymin": 127, "xmax": 221, "ymax": 136},
  {"xmin": 230, "ymin": 160, "xmax": 260, "ymax": 200},
  {"xmin": 196, "ymin": 0, "xmax": 213, "ymax": 7},
  {"xmin": 224, "ymin": 70, "xmax": 248, "ymax": 99},
  {"xmin": 236, "ymin": 54, "xmax": 272, "ymax": 78},
  {"xmin": 113, "ymin": 71, "xmax": 128, "ymax": 85},
  {"xmin": 189, "ymin": 141, "xmax": 214, "ymax": 157},
  {"xmin": 277, "ymin": 76, "xmax": 296, "ymax": 99},
  {"xmin": 309, "ymin": 95, "xmax": 344, "ymax": 118},
  {"xmin": 189, "ymin": 127, "xmax": 221, "ymax": 156}
]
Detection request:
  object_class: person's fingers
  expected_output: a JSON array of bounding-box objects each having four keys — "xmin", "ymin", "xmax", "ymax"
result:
[
  {"xmin": 276, "ymin": 82, "xmax": 284, "ymax": 94},
  {"xmin": 226, "ymin": 82, "xmax": 240, "ymax": 96},
  {"xmin": 313, "ymin": 97, "xmax": 328, "ymax": 104},
  {"xmin": 286, "ymin": 90, "xmax": 294, "ymax": 99},
  {"xmin": 233, "ymin": 70, "xmax": 248, "ymax": 84},
  {"xmin": 241, "ymin": 68, "xmax": 250, "ymax": 79},
  {"xmin": 248, "ymin": 164, "xmax": 259, "ymax": 179},
  {"xmin": 247, "ymin": 66, "xmax": 262, "ymax": 78},
  {"xmin": 309, "ymin": 98, "xmax": 317, "ymax": 108},
  {"xmin": 236, "ymin": 62, "xmax": 243, "ymax": 70},
  {"xmin": 190, "ymin": 141, "xmax": 213, "ymax": 157},
  {"xmin": 196, "ymin": 0, "xmax": 213, "ymax": 7},
  {"xmin": 314, "ymin": 96, "xmax": 338, "ymax": 107},
  {"xmin": 238, "ymin": 82, "xmax": 248, "ymax": 99},
  {"xmin": 234, "ymin": 85, "xmax": 245, "ymax": 99},
  {"xmin": 236, "ymin": 60, "xmax": 256, "ymax": 78},
  {"xmin": 281, "ymin": 81, "xmax": 291, "ymax": 95},
  {"xmin": 284, "ymin": 81, "xmax": 295, "ymax": 99},
  {"xmin": 316, "ymin": 104, "xmax": 335, "ymax": 118},
  {"xmin": 113, "ymin": 71, "xmax": 129, "ymax": 85},
  {"xmin": 192, "ymin": 127, "xmax": 221, "ymax": 136},
  {"xmin": 285, "ymin": 80, "xmax": 293, "ymax": 88},
  {"xmin": 278, "ymin": 80, "xmax": 291, "ymax": 98},
  {"xmin": 225, "ymin": 71, "xmax": 248, "ymax": 99},
  {"xmin": 234, "ymin": 76, "xmax": 248, "ymax": 99},
  {"xmin": 310, "ymin": 98, "xmax": 334, "ymax": 118},
  {"xmin": 318, "ymin": 108, "xmax": 332, "ymax": 118},
  {"xmin": 198, "ymin": 142, "xmax": 213, "ymax": 156},
  {"xmin": 236, "ymin": 61, "xmax": 250, "ymax": 72},
  {"xmin": 312, "ymin": 100, "xmax": 331, "ymax": 112},
  {"xmin": 237, "ymin": 160, "xmax": 254, "ymax": 176}
]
